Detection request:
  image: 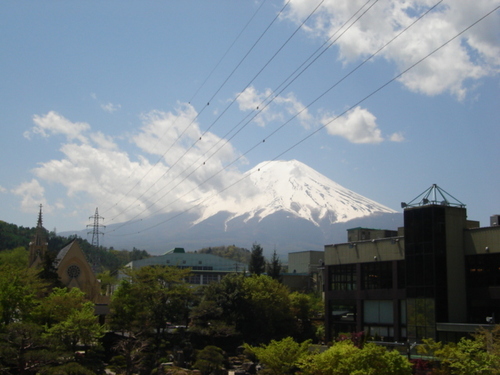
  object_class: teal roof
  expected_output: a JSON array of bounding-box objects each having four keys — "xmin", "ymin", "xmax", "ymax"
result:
[{"xmin": 127, "ymin": 251, "xmax": 247, "ymax": 272}]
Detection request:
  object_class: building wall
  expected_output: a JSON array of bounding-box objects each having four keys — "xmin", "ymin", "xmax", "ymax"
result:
[
  {"xmin": 324, "ymin": 237, "xmax": 404, "ymax": 266},
  {"xmin": 56, "ymin": 241, "xmax": 109, "ymax": 305},
  {"xmin": 445, "ymin": 206, "xmax": 467, "ymax": 323},
  {"xmin": 323, "ymin": 202, "xmax": 500, "ymax": 343},
  {"xmin": 288, "ymin": 250, "xmax": 324, "ymax": 274}
]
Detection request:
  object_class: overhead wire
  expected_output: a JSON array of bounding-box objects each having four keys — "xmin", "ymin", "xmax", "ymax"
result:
[
  {"xmin": 106, "ymin": 0, "xmax": 326, "ymax": 224},
  {"xmin": 106, "ymin": 0, "xmax": 480, "ymax": 236},
  {"xmin": 101, "ymin": 0, "xmax": 287, "ymax": 219},
  {"xmin": 117, "ymin": 0, "xmax": 379, "ymax": 221}
]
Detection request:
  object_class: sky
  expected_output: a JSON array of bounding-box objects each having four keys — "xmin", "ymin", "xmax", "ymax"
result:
[{"xmin": 1, "ymin": 0, "xmax": 499, "ymax": 242}]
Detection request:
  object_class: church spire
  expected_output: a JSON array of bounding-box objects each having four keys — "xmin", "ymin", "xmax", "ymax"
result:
[
  {"xmin": 29, "ymin": 204, "xmax": 48, "ymax": 268},
  {"xmin": 37, "ymin": 204, "xmax": 43, "ymax": 228}
]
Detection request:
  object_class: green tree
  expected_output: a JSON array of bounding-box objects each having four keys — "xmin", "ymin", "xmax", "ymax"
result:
[
  {"xmin": 267, "ymin": 248, "xmax": 282, "ymax": 282},
  {"xmin": 297, "ymin": 341, "xmax": 411, "ymax": 375},
  {"xmin": 249, "ymin": 243, "xmax": 265, "ymax": 276},
  {"xmin": 44, "ymin": 301, "xmax": 106, "ymax": 354},
  {"xmin": 189, "ymin": 274, "xmax": 245, "ymax": 349},
  {"xmin": 289, "ymin": 292, "xmax": 323, "ymax": 342},
  {"xmin": 242, "ymin": 275, "xmax": 295, "ymax": 344},
  {"xmin": 0, "ymin": 263, "xmax": 44, "ymax": 326},
  {"xmin": 110, "ymin": 266, "xmax": 193, "ymax": 366},
  {"xmin": 32, "ymin": 287, "xmax": 88, "ymax": 328},
  {"xmin": 96, "ymin": 269, "xmax": 117, "ymax": 294},
  {"xmin": 0, "ymin": 246, "xmax": 29, "ymax": 268},
  {"xmin": 193, "ymin": 345, "xmax": 226, "ymax": 375},
  {"xmin": 245, "ymin": 337, "xmax": 311, "ymax": 375},
  {"xmin": 417, "ymin": 331, "xmax": 500, "ymax": 374},
  {"xmin": 0, "ymin": 322, "xmax": 59, "ymax": 375},
  {"xmin": 109, "ymin": 338, "xmax": 150, "ymax": 375}
]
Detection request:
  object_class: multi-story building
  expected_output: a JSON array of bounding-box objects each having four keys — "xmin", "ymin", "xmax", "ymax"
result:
[{"xmin": 323, "ymin": 184, "xmax": 500, "ymax": 343}]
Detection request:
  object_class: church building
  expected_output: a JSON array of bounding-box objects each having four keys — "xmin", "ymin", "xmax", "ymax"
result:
[{"xmin": 29, "ymin": 205, "xmax": 109, "ymax": 307}]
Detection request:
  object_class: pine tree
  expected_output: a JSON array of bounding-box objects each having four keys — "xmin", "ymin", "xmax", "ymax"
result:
[
  {"xmin": 267, "ymin": 248, "xmax": 282, "ymax": 282},
  {"xmin": 249, "ymin": 243, "xmax": 265, "ymax": 276}
]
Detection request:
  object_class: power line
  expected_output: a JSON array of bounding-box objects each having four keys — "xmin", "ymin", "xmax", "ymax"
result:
[
  {"xmin": 101, "ymin": 0, "xmax": 294, "ymax": 220},
  {"xmin": 108, "ymin": 1, "xmax": 497, "ymax": 237},
  {"xmin": 106, "ymin": 0, "xmax": 410, "ymax": 230},
  {"xmin": 106, "ymin": 0, "xmax": 324, "ymax": 224}
]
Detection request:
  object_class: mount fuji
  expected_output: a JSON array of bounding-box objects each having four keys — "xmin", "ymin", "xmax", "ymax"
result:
[
  {"xmin": 68, "ymin": 160, "xmax": 403, "ymax": 256},
  {"xmin": 197, "ymin": 160, "xmax": 397, "ymax": 227}
]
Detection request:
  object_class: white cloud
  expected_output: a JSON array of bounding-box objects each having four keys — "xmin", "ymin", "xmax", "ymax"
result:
[
  {"xmin": 236, "ymin": 86, "xmax": 281, "ymax": 127},
  {"xmin": 11, "ymin": 179, "xmax": 49, "ymax": 213},
  {"xmin": 323, "ymin": 106, "xmax": 383, "ymax": 144},
  {"xmin": 101, "ymin": 102, "xmax": 121, "ymax": 113},
  {"xmin": 0, "ymin": 185, "xmax": 7, "ymax": 193},
  {"xmin": 26, "ymin": 105, "xmax": 247, "ymax": 225},
  {"xmin": 283, "ymin": 0, "xmax": 500, "ymax": 99},
  {"xmin": 236, "ymin": 86, "xmax": 313, "ymax": 128},
  {"xmin": 389, "ymin": 132, "xmax": 405, "ymax": 142},
  {"xmin": 238, "ymin": 87, "xmax": 390, "ymax": 143},
  {"xmin": 90, "ymin": 131, "xmax": 118, "ymax": 150},
  {"xmin": 25, "ymin": 111, "xmax": 90, "ymax": 142}
]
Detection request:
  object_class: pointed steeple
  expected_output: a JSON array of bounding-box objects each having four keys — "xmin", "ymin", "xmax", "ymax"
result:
[
  {"xmin": 29, "ymin": 204, "xmax": 48, "ymax": 268},
  {"xmin": 37, "ymin": 203, "xmax": 43, "ymax": 228}
]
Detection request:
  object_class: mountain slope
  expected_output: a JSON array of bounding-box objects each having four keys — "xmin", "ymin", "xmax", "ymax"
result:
[
  {"xmin": 63, "ymin": 160, "xmax": 402, "ymax": 255},
  {"xmin": 196, "ymin": 159, "xmax": 396, "ymax": 227}
]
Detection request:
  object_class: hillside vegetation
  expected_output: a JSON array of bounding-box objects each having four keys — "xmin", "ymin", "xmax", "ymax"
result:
[{"xmin": 195, "ymin": 245, "xmax": 251, "ymax": 264}]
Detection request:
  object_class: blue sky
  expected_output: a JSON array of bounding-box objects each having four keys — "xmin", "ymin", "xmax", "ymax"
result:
[{"xmin": 1, "ymin": 0, "xmax": 499, "ymax": 237}]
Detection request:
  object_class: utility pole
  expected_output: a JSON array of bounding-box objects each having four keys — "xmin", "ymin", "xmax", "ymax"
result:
[
  {"xmin": 88, "ymin": 207, "xmax": 105, "ymax": 248},
  {"xmin": 87, "ymin": 207, "xmax": 105, "ymax": 273}
]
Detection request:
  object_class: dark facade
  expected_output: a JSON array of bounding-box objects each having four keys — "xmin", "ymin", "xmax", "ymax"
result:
[{"xmin": 324, "ymin": 197, "xmax": 500, "ymax": 343}]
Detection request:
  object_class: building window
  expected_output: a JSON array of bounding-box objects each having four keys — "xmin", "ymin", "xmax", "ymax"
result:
[
  {"xmin": 362, "ymin": 261, "xmax": 393, "ymax": 290},
  {"xmin": 330, "ymin": 264, "xmax": 357, "ymax": 291},
  {"xmin": 67, "ymin": 265, "xmax": 81, "ymax": 279},
  {"xmin": 466, "ymin": 253, "xmax": 500, "ymax": 288},
  {"xmin": 203, "ymin": 274, "xmax": 219, "ymax": 285},
  {"xmin": 187, "ymin": 274, "xmax": 201, "ymax": 285},
  {"xmin": 364, "ymin": 300, "xmax": 394, "ymax": 324},
  {"xmin": 331, "ymin": 300, "xmax": 357, "ymax": 322}
]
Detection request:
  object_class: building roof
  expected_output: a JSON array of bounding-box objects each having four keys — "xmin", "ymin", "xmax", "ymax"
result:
[
  {"xmin": 126, "ymin": 251, "xmax": 247, "ymax": 272},
  {"xmin": 54, "ymin": 240, "xmax": 74, "ymax": 268}
]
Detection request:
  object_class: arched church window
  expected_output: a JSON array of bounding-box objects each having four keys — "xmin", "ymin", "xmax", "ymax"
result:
[{"xmin": 67, "ymin": 265, "xmax": 81, "ymax": 279}]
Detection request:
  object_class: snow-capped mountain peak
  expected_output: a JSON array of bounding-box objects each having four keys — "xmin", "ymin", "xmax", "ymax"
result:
[{"xmin": 195, "ymin": 159, "xmax": 396, "ymax": 227}]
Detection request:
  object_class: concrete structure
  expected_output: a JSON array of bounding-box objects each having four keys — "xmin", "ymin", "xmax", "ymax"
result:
[
  {"xmin": 282, "ymin": 250, "xmax": 324, "ymax": 293},
  {"xmin": 323, "ymin": 185, "xmax": 500, "ymax": 343},
  {"xmin": 124, "ymin": 247, "xmax": 247, "ymax": 286}
]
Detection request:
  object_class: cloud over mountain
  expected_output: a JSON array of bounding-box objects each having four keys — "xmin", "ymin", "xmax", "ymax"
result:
[{"xmin": 72, "ymin": 159, "xmax": 401, "ymax": 255}]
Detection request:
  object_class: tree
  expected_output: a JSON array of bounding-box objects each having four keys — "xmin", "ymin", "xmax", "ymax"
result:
[
  {"xmin": 193, "ymin": 345, "xmax": 226, "ymax": 375},
  {"xmin": 44, "ymin": 301, "xmax": 106, "ymax": 354},
  {"xmin": 297, "ymin": 341, "xmax": 411, "ymax": 375},
  {"xmin": 0, "ymin": 322, "xmax": 59, "ymax": 375},
  {"xmin": 189, "ymin": 274, "xmax": 245, "ymax": 349},
  {"xmin": 267, "ymin": 248, "xmax": 282, "ymax": 282},
  {"xmin": 109, "ymin": 338, "xmax": 150, "ymax": 375},
  {"xmin": 289, "ymin": 292, "xmax": 323, "ymax": 342},
  {"xmin": 417, "ymin": 329, "xmax": 500, "ymax": 375},
  {"xmin": 249, "ymin": 243, "xmax": 265, "ymax": 276},
  {"xmin": 0, "ymin": 263, "xmax": 44, "ymax": 326},
  {"xmin": 245, "ymin": 337, "xmax": 311, "ymax": 375},
  {"xmin": 110, "ymin": 265, "xmax": 193, "ymax": 367},
  {"xmin": 32, "ymin": 287, "xmax": 88, "ymax": 328},
  {"xmin": 242, "ymin": 275, "xmax": 295, "ymax": 344}
]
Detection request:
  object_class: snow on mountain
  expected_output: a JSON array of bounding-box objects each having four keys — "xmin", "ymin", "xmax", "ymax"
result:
[
  {"xmin": 195, "ymin": 159, "xmax": 396, "ymax": 228},
  {"xmin": 62, "ymin": 160, "xmax": 401, "ymax": 254}
]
